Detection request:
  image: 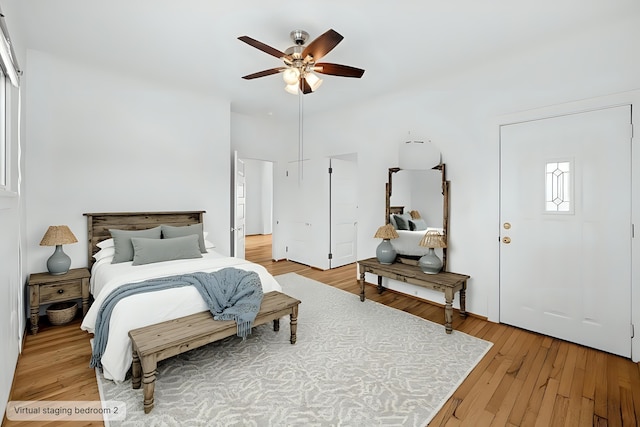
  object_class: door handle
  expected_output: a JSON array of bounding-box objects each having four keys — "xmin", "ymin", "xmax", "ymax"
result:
[{"xmin": 502, "ymin": 237, "xmax": 511, "ymax": 244}]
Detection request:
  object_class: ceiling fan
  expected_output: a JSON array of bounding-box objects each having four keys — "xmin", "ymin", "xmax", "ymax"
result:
[{"xmin": 238, "ymin": 29, "xmax": 365, "ymax": 95}]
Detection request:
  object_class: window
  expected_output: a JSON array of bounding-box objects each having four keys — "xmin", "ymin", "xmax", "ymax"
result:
[
  {"xmin": 0, "ymin": 9, "xmax": 20, "ymax": 192},
  {"xmin": 545, "ymin": 160, "xmax": 573, "ymax": 213},
  {"xmin": 0, "ymin": 67, "xmax": 5, "ymax": 189}
]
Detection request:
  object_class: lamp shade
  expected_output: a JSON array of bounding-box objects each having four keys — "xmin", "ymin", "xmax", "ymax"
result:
[
  {"xmin": 284, "ymin": 83, "xmax": 299, "ymax": 95},
  {"xmin": 418, "ymin": 230, "xmax": 447, "ymax": 248},
  {"xmin": 305, "ymin": 73, "xmax": 323, "ymax": 92},
  {"xmin": 374, "ymin": 224, "xmax": 399, "ymax": 240},
  {"xmin": 40, "ymin": 225, "xmax": 78, "ymax": 246},
  {"xmin": 40, "ymin": 225, "xmax": 77, "ymax": 275},
  {"xmin": 282, "ymin": 67, "xmax": 300, "ymax": 85}
]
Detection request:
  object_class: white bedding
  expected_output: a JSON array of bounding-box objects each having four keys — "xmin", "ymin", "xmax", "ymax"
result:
[
  {"xmin": 391, "ymin": 228, "xmax": 445, "ymax": 256},
  {"xmin": 81, "ymin": 250, "xmax": 282, "ymax": 382}
]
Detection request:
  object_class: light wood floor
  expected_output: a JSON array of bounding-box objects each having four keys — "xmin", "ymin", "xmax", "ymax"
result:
[{"xmin": 4, "ymin": 234, "xmax": 640, "ymax": 426}]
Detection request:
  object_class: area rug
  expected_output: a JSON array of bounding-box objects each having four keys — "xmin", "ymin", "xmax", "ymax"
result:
[{"xmin": 97, "ymin": 273, "xmax": 492, "ymax": 426}]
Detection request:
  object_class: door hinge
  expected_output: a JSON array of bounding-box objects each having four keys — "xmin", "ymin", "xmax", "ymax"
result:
[
  {"xmin": 328, "ymin": 253, "xmax": 333, "ymax": 259},
  {"xmin": 286, "ymin": 170, "xmax": 289, "ymax": 177},
  {"xmin": 328, "ymin": 167, "xmax": 333, "ymax": 174},
  {"xmin": 632, "ymin": 323, "xmax": 635, "ymax": 339},
  {"xmin": 632, "ymin": 224, "xmax": 635, "ymax": 238},
  {"xmin": 285, "ymin": 246, "xmax": 288, "ymax": 252}
]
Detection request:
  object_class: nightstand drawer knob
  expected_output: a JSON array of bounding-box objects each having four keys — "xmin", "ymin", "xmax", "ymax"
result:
[{"xmin": 57, "ymin": 289, "xmax": 64, "ymax": 294}]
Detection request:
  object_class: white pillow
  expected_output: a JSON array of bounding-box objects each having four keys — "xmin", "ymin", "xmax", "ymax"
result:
[
  {"xmin": 203, "ymin": 232, "xmax": 215, "ymax": 249},
  {"xmin": 97, "ymin": 238, "xmax": 114, "ymax": 249},
  {"xmin": 93, "ymin": 246, "xmax": 115, "ymax": 262}
]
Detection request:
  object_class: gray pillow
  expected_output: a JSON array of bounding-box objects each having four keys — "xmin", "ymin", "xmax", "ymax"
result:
[
  {"xmin": 409, "ymin": 218, "xmax": 428, "ymax": 231},
  {"xmin": 110, "ymin": 226, "xmax": 162, "ymax": 263},
  {"xmin": 393, "ymin": 213, "xmax": 412, "ymax": 230},
  {"xmin": 131, "ymin": 234, "xmax": 203, "ymax": 266},
  {"xmin": 161, "ymin": 223, "xmax": 206, "ymax": 253}
]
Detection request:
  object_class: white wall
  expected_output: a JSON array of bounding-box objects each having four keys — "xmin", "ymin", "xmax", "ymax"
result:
[
  {"xmin": 244, "ymin": 159, "xmax": 273, "ymax": 235},
  {"xmin": 24, "ymin": 50, "xmax": 232, "ymax": 275}
]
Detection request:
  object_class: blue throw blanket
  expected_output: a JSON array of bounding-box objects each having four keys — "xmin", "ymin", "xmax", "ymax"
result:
[{"xmin": 89, "ymin": 268, "xmax": 263, "ymax": 369}]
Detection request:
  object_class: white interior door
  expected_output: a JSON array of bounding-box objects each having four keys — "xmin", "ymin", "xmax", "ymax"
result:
[
  {"xmin": 500, "ymin": 105, "xmax": 632, "ymax": 357},
  {"xmin": 330, "ymin": 157, "xmax": 357, "ymax": 268},
  {"xmin": 232, "ymin": 151, "xmax": 246, "ymax": 259},
  {"xmin": 285, "ymin": 158, "xmax": 330, "ymax": 269}
]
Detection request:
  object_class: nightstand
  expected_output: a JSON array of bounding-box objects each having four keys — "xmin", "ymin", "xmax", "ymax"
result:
[{"xmin": 28, "ymin": 268, "xmax": 91, "ymax": 334}]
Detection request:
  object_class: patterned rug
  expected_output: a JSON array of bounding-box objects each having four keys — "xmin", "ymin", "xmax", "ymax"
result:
[{"xmin": 97, "ymin": 273, "xmax": 492, "ymax": 426}]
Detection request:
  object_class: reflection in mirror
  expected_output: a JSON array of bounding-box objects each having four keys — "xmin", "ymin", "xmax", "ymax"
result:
[
  {"xmin": 385, "ymin": 164, "xmax": 450, "ymax": 270},
  {"xmin": 390, "ymin": 169, "xmax": 443, "ymax": 227}
]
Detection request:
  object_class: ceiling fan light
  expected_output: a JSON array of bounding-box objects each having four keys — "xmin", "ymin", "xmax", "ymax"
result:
[
  {"xmin": 284, "ymin": 83, "xmax": 299, "ymax": 95},
  {"xmin": 305, "ymin": 73, "xmax": 323, "ymax": 92},
  {"xmin": 282, "ymin": 67, "xmax": 300, "ymax": 85}
]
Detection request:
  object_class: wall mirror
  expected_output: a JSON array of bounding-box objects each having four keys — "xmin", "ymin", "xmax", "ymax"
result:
[{"xmin": 385, "ymin": 164, "xmax": 450, "ymax": 269}]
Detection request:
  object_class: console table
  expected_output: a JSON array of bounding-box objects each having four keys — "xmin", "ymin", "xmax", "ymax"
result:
[{"xmin": 357, "ymin": 257, "xmax": 469, "ymax": 333}]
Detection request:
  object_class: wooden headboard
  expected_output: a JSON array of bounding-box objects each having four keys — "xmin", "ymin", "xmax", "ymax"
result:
[
  {"xmin": 83, "ymin": 211, "xmax": 205, "ymax": 268},
  {"xmin": 390, "ymin": 206, "xmax": 404, "ymax": 215}
]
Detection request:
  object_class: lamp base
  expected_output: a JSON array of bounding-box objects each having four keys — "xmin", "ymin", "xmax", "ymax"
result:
[
  {"xmin": 376, "ymin": 239, "xmax": 397, "ymax": 265},
  {"xmin": 47, "ymin": 245, "xmax": 71, "ymax": 275},
  {"xmin": 418, "ymin": 248, "xmax": 442, "ymax": 274}
]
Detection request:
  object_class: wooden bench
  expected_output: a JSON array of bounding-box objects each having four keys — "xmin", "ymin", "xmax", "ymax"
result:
[{"xmin": 128, "ymin": 290, "xmax": 301, "ymax": 414}]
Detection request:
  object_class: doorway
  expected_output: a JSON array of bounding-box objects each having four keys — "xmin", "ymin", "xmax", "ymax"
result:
[
  {"xmin": 237, "ymin": 158, "xmax": 274, "ymax": 259},
  {"xmin": 499, "ymin": 105, "xmax": 632, "ymax": 357}
]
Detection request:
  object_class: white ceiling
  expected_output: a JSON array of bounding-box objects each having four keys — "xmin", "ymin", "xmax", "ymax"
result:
[{"xmin": 5, "ymin": 0, "xmax": 638, "ymax": 118}]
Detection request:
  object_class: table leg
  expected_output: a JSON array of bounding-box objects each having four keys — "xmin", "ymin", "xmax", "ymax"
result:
[
  {"xmin": 141, "ymin": 356, "xmax": 158, "ymax": 414},
  {"xmin": 131, "ymin": 349, "xmax": 141, "ymax": 389},
  {"xmin": 30, "ymin": 307, "xmax": 39, "ymax": 335},
  {"xmin": 289, "ymin": 305, "xmax": 298, "ymax": 344},
  {"xmin": 359, "ymin": 270, "xmax": 366, "ymax": 302},
  {"xmin": 459, "ymin": 281, "xmax": 467, "ymax": 318},
  {"xmin": 273, "ymin": 319, "xmax": 280, "ymax": 331},
  {"xmin": 444, "ymin": 289, "xmax": 454, "ymax": 334},
  {"xmin": 82, "ymin": 277, "xmax": 90, "ymax": 316},
  {"xmin": 377, "ymin": 275, "xmax": 384, "ymax": 294}
]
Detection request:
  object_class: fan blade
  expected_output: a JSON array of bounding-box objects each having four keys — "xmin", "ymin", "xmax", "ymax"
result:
[
  {"xmin": 241, "ymin": 68, "xmax": 285, "ymax": 80},
  {"xmin": 238, "ymin": 36, "xmax": 289, "ymax": 60},
  {"xmin": 301, "ymin": 29, "xmax": 343, "ymax": 61},
  {"xmin": 315, "ymin": 63, "xmax": 365, "ymax": 78},
  {"xmin": 300, "ymin": 78, "xmax": 313, "ymax": 94}
]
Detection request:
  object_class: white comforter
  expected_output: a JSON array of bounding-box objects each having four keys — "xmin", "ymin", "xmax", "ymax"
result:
[
  {"xmin": 391, "ymin": 228, "xmax": 445, "ymax": 256},
  {"xmin": 81, "ymin": 250, "xmax": 282, "ymax": 382}
]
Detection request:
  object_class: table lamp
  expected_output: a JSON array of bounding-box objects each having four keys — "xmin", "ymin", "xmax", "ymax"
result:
[
  {"xmin": 39, "ymin": 225, "xmax": 78, "ymax": 275},
  {"xmin": 374, "ymin": 224, "xmax": 399, "ymax": 265},
  {"xmin": 418, "ymin": 230, "xmax": 447, "ymax": 274}
]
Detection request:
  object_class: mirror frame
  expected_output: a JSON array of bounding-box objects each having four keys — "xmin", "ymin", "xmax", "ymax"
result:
[{"xmin": 385, "ymin": 163, "xmax": 450, "ymax": 270}]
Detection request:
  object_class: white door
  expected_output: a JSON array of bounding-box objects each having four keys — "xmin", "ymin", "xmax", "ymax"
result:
[
  {"xmin": 330, "ymin": 157, "xmax": 358, "ymax": 268},
  {"xmin": 500, "ymin": 105, "xmax": 632, "ymax": 357},
  {"xmin": 232, "ymin": 151, "xmax": 246, "ymax": 259},
  {"xmin": 285, "ymin": 158, "xmax": 330, "ymax": 269}
]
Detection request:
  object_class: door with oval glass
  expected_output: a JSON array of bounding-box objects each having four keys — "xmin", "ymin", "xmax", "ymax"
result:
[{"xmin": 499, "ymin": 105, "xmax": 632, "ymax": 357}]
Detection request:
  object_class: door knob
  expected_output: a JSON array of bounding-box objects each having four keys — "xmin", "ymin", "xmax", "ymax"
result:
[
  {"xmin": 502, "ymin": 237, "xmax": 511, "ymax": 244},
  {"xmin": 503, "ymin": 222, "xmax": 511, "ymax": 229}
]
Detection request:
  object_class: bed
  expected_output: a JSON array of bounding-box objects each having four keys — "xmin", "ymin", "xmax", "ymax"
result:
[
  {"xmin": 80, "ymin": 211, "xmax": 283, "ymax": 382},
  {"xmin": 388, "ymin": 206, "xmax": 443, "ymax": 257}
]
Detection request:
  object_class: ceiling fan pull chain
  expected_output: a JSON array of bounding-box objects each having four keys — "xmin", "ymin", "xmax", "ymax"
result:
[{"xmin": 298, "ymin": 91, "xmax": 304, "ymax": 182}]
